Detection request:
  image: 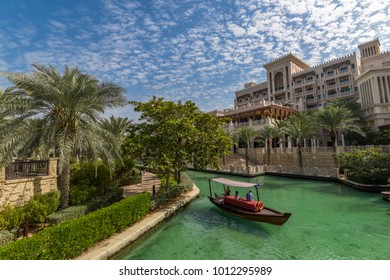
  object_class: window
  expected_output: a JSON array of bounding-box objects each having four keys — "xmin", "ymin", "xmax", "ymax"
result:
[{"xmin": 351, "ymin": 63, "xmax": 355, "ymax": 69}]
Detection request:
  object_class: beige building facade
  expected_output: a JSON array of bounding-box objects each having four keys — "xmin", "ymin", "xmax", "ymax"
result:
[{"xmin": 215, "ymin": 38, "xmax": 390, "ymax": 135}]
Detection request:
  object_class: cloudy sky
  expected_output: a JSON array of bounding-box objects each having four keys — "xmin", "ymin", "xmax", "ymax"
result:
[{"xmin": 1, "ymin": 0, "xmax": 389, "ymax": 120}]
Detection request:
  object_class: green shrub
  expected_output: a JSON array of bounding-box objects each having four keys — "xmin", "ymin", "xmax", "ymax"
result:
[
  {"xmin": 70, "ymin": 184, "xmax": 97, "ymax": 205},
  {"xmin": 46, "ymin": 205, "xmax": 88, "ymax": 225},
  {"xmin": 86, "ymin": 188, "xmax": 123, "ymax": 213},
  {"xmin": 114, "ymin": 158, "xmax": 136, "ymax": 179},
  {"xmin": 71, "ymin": 161, "xmax": 111, "ymax": 195},
  {"xmin": 151, "ymin": 172, "xmax": 193, "ymax": 210},
  {"xmin": 349, "ymin": 170, "xmax": 390, "ymax": 185},
  {"xmin": 0, "ymin": 231, "xmax": 14, "ymax": 247},
  {"xmin": 0, "ymin": 204, "xmax": 24, "ymax": 231},
  {"xmin": 336, "ymin": 148, "xmax": 390, "ymax": 175},
  {"xmin": 0, "ymin": 192, "xmax": 151, "ymax": 260},
  {"xmin": 24, "ymin": 190, "xmax": 60, "ymax": 224}
]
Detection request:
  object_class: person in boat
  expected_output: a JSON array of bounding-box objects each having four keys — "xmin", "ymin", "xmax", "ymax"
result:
[
  {"xmin": 246, "ymin": 190, "xmax": 254, "ymax": 201},
  {"xmin": 225, "ymin": 187, "xmax": 231, "ymax": 196},
  {"xmin": 234, "ymin": 191, "xmax": 239, "ymax": 200}
]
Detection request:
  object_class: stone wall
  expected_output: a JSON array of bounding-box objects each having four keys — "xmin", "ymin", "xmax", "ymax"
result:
[
  {"xmin": 239, "ymin": 147, "xmax": 338, "ymax": 169},
  {"xmin": 0, "ymin": 158, "xmax": 58, "ymax": 208}
]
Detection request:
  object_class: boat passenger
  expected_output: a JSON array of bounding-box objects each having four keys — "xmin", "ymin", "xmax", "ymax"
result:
[
  {"xmin": 234, "ymin": 191, "xmax": 239, "ymax": 200},
  {"xmin": 225, "ymin": 187, "xmax": 231, "ymax": 196},
  {"xmin": 246, "ymin": 190, "xmax": 254, "ymax": 201}
]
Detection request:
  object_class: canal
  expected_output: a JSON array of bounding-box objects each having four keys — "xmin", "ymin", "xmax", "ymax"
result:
[{"xmin": 113, "ymin": 170, "xmax": 390, "ymax": 260}]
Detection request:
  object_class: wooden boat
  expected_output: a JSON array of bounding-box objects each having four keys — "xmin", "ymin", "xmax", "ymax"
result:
[
  {"xmin": 208, "ymin": 178, "xmax": 291, "ymax": 226},
  {"xmin": 380, "ymin": 191, "xmax": 390, "ymax": 201}
]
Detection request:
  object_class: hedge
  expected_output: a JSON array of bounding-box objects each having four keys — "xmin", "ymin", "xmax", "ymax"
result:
[{"xmin": 0, "ymin": 192, "xmax": 151, "ymax": 260}]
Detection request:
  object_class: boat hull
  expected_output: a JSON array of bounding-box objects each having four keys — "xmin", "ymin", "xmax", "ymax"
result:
[
  {"xmin": 381, "ymin": 191, "xmax": 390, "ymax": 201},
  {"xmin": 208, "ymin": 196, "xmax": 291, "ymax": 225}
]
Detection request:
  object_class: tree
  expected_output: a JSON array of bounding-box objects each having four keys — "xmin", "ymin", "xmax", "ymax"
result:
[
  {"xmin": 283, "ymin": 112, "xmax": 317, "ymax": 168},
  {"xmin": 315, "ymin": 105, "xmax": 365, "ymax": 148},
  {"xmin": 129, "ymin": 96, "xmax": 232, "ymax": 190},
  {"xmin": 235, "ymin": 126, "xmax": 260, "ymax": 171},
  {"xmin": 100, "ymin": 116, "xmax": 132, "ymax": 141},
  {"xmin": 0, "ymin": 65, "xmax": 127, "ymax": 208},
  {"xmin": 259, "ymin": 125, "xmax": 277, "ymax": 165}
]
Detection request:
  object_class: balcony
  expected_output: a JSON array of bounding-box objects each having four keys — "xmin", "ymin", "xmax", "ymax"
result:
[{"xmin": 5, "ymin": 160, "xmax": 49, "ymax": 180}]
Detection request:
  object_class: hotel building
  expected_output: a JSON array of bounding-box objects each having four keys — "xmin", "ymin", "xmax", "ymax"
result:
[{"xmin": 212, "ymin": 38, "xmax": 390, "ymax": 146}]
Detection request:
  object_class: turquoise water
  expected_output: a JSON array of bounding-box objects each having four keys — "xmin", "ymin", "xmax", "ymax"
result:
[{"xmin": 113, "ymin": 171, "xmax": 390, "ymax": 260}]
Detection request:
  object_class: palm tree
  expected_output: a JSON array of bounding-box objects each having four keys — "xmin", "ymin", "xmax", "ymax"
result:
[
  {"xmin": 283, "ymin": 112, "xmax": 317, "ymax": 168},
  {"xmin": 0, "ymin": 65, "xmax": 127, "ymax": 208},
  {"xmin": 100, "ymin": 116, "xmax": 132, "ymax": 141},
  {"xmin": 259, "ymin": 125, "xmax": 277, "ymax": 165},
  {"xmin": 235, "ymin": 126, "xmax": 260, "ymax": 172},
  {"xmin": 315, "ymin": 105, "xmax": 365, "ymax": 148}
]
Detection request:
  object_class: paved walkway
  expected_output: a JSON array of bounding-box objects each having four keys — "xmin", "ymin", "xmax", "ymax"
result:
[
  {"xmin": 120, "ymin": 171, "xmax": 161, "ymax": 197},
  {"xmin": 76, "ymin": 173, "xmax": 200, "ymax": 260}
]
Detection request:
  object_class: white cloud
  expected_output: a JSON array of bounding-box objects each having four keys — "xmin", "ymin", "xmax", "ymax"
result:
[{"xmin": 1, "ymin": 0, "xmax": 390, "ymax": 117}]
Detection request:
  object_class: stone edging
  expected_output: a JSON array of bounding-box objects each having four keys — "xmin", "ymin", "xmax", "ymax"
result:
[{"xmin": 75, "ymin": 184, "xmax": 200, "ymax": 260}]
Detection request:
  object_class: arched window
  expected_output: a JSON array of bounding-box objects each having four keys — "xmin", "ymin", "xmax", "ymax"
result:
[{"xmin": 274, "ymin": 72, "xmax": 284, "ymax": 91}]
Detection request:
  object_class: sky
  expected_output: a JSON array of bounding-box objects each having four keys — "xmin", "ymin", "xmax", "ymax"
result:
[{"xmin": 1, "ymin": 0, "xmax": 390, "ymax": 121}]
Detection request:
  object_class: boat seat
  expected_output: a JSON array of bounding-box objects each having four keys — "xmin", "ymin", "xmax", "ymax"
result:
[{"xmin": 224, "ymin": 196, "xmax": 264, "ymax": 211}]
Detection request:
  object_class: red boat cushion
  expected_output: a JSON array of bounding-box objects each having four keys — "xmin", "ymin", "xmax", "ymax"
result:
[{"xmin": 224, "ymin": 196, "xmax": 264, "ymax": 211}]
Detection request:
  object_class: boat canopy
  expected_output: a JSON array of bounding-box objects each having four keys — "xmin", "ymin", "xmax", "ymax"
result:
[{"xmin": 211, "ymin": 178, "xmax": 260, "ymax": 188}]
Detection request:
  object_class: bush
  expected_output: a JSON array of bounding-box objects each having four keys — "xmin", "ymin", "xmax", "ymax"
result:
[
  {"xmin": 349, "ymin": 170, "xmax": 390, "ymax": 185},
  {"xmin": 336, "ymin": 148, "xmax": 390, "ymax": 175},
  {"xmin": 46, "ymin": 206, "xmax": 88, "ymax": 225},
  {"xmin": 70, "ymin": 184, "xmax": 97, "ymax": 205},
  {"xmin": 86, "ymin": 188, "xmax": 124, "ymax": 213},
  {"xmin": 0, "ymin": 204, "xmax": 24, "ymax": 231},
  {"xmin": 24, "ymin": 190, "xmax": 60, "ymax": 224},
  {"xmin": 151, "ymin": 172, "xmax": 193, "ymax": 210},
  {"xmin": 0, "ymin": 231, "xmax": 14, "ymax": 247},
  {"xmin": 114, "ymin": 158, "xmax": 136, "ymax": 179},
  {"xmin": 71, "ymin": 161, "xmax": 111, "ymax": 196},
  {"xmin": 0, "ymin": 191, "xmax": 60, "ymax": 230},
  {"xmin": 0, "ymin": 192, "xmax": 151, "ymax": 260}
]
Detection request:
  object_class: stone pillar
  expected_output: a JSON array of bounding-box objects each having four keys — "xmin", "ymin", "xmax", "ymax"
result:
[
  {"xmin": 287, "ymin": 136, "xmax": 292, "ymax": 148},
  {"xmin": 48, "ymin": 158, "xmax": 59, "ymax": 177},
  {"xmin": 0, "ymin": 165, "xmax": 5, "ymax": 182}
]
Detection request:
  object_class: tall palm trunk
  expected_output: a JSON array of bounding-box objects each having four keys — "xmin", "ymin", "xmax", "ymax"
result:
[
  {"xmin": 267, "ymin": 137, "xmax": 272, "ymax": 165},
  {"xmin": 59, "ymin": 158, "xmax": 71, "ymax": 209},
  {"xmin": 297, "ymin": 143, "xmax": 303, "ymax": 168},
  {"xmin": 245, "ymin": 141, "xmax": 249, "ymax": 173}
]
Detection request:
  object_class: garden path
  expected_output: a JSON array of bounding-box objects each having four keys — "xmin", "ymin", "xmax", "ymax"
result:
[{"xmin": 120, "ymin": 171, "xmax": 161, "ymax": 197}]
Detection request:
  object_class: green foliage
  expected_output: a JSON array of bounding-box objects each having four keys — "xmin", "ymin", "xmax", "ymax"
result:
[
  {"xmin": 0, "ymin": 192, "xmax": 151, "ymax": 260},
  {"xmin": 336, "ymin": 148, "xmax": 390, "ymax": 184},
  {"xmin": 24, "ymin": 190, "xmax": 60, "ymax": 224},
  {"xmin": 336, "ymin": 148, "xmax": 390, "ymax": 175},
  {"xmin": 46, "ymin": 205, "xmax": 88, "ymax": 225},
  {"xmin": 0, "ymin": 65, "xmax": 127, "ymax": 208},
  {"xmin": 69, "ymin": 184, "xmax": 97, "ymax": 205},
  {"xmin": 129, "ymin": 96, "xmax": 232, "ymax": 189},
  {"xmin": 315, "ymin": 105, "xmax": 365, "ymax": 146},
  {"xmin": 86, "ymin": 188, "xmax": 124, "ymax": 213},
  {"xmin": 0, "ymin": 190, "xmax": 60, "ymax": 230},
  {"xmin": 0, "ymin": 231, "xmax": 14, "ymax": 247},
  {"xmin": 71, "ymin": 161, "xmax": 111, "ymax": 196},
  {"xmin": 114, "ymin": 158, "xmax": 136, "ymax": 178},
  {"xmin": 0, "ymin": 204, "xmax": 24, "ymax": 231},
  {"xmin": 151, "ymin": 172, "xmax": 193, "ymax": 210},
  {"xmin": 345, "ymin": 129, "xmax": 390, "ymax": 145}
]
